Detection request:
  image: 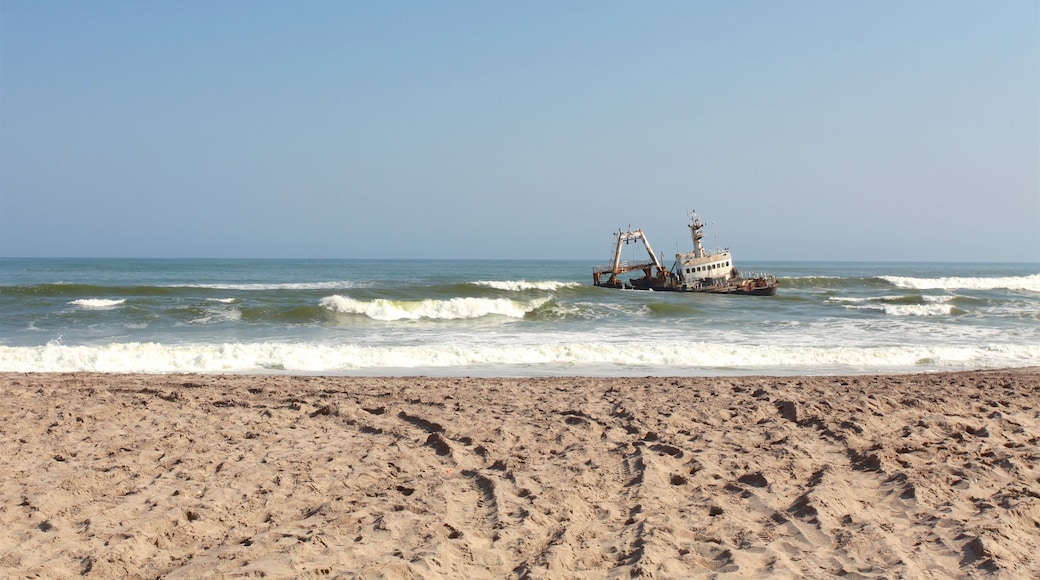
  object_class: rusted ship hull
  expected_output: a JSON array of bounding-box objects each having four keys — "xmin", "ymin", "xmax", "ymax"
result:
[{"xmin": 614, "ymin": 275, "xmax": 779, "ymax": 295}]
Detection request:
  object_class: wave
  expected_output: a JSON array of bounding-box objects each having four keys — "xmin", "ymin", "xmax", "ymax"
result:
[
  {"xmin": 923, "ymin": 295, "xmax": 955, "ymax": 304},
  {"xmin": 319, "ymin": 294, "xmax": 550, "ymax": 321},
  {"xmin": 880, "ymin": 303, "xmax": 956, "ymax": 317},
  {"xmin": 645, "ymin": 301, "xmax": 700, "ymax": 316},
  {"xmin": 779, "ymin": 276, "xmax": 890, "ymax": 290},
  {"xmin": 2, "ymin": 341, "xmax": 1035, "ymax": 374},
  {"xmin": 69, "ymin": 298, "xmax": 127, "ymax": 309},
  {"xmin": 184, "ymin": 306, "xmax": 242, "ymax": 325},
  {"xmin": 472, "ymin": 280, "xmax": 583, "ymax": 292},
  {"xmin": 828, "ymin": 294, "xmax": 959, "ymax": 316},
  {"xmin": 842, "ymin": 302, "xmax": 956, "ymax": 317},
  {"xmin": 2, "ymin": 281, "xmax": 370, "ymax": 298},
  {"xmin": 172, "ymin": 281, "xmax": 369, "ymax": 291},
  {"xmin": 880, "ymin": 274, "xmax": 1040, "ymax": 292},
  {"xmin": 3, "ymin": 283, "xmax": 183, "ymax": 298},
  {"xmin": 241, "ymin": 305, "xmax": 331, "ymax": 324}
]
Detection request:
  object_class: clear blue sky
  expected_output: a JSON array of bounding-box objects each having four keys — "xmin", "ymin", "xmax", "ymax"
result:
[{"xmin": 2, "ymin": 1, "xmax": 1038, "ymax": 261}]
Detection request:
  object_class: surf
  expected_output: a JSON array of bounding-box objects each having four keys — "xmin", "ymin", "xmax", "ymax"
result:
[
  {"xmin": 319, "ymin": 294, "xmax": 550, "ymax": 321},
  {"xmin": 2, "ymin": 341, "xmax": 1036, "ymax": 375},
  {"xmin": 880, "ymin": 273, "xmax": 1040, "ymax": 292}
]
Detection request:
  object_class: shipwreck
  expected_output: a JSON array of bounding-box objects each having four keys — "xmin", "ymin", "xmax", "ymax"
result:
[{"xmin": 593, "ymin": 211, "xmax": 778, "ymax": 296}]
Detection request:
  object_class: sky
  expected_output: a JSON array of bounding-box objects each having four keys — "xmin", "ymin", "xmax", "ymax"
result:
[{"xmin": 1, "ymin": 1, "xmax": 1038, "ymax": 261}]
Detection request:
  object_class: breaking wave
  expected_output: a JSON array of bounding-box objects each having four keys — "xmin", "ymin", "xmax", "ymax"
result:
[
  {"xmin": 830, "ymin": 295, "xmax": 958, "ymax": 316},
  {"xmin": 1, "ymin": 341, "xmax": 1035, "ymax": 374},
  {"xmin": 69, "ymin": 298, "xmax": 126, "ymax": 309},
  {"xmin": 472, "ymin": 280, "xmax": 583, "ymax": 292},
  {"xmin": 879, "ymin": 303, "xmax": 956, "ymax": 317},
  {"xmin": 880, "ymin": 274, "xmax": 1040, "ymax": 292},
  {"xmin": 185, "ymin": 305, "xmax": 242, "ymax": 325},
  {"xmin": 319, "ymin": 295, "xmax": 550, "ymax": 321},
  {"xmin": 842, "ymin": 303, "xmax": 956, "ymax": 316}
]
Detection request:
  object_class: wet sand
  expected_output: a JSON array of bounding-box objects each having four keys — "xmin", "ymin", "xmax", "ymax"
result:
[{"xmin": 2, "ymin": 370, "xmax": 1038, "ymax": 578}]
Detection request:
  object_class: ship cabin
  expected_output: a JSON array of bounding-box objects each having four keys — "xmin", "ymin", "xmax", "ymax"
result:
[
  {"xmin": 674, "ymin": 250, "xmax": 736, "ymax": 289},
  {"xmin": 671, "ymin": 211, "xmax": 738, "ymax": 290}
]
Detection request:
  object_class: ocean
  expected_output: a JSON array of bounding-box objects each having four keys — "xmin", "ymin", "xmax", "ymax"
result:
[{"xmin": 1, "ymin": 258, "xmax": 1037, "ymax": 376}]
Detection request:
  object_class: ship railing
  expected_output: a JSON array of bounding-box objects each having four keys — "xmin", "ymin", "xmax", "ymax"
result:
[
  {"xmin": 742, "ymin": 272, "xmax": 777, "ymax": 281},
  {"xmin": 685, "ymin": 277, "xmax": 726, "ymax": 289}
]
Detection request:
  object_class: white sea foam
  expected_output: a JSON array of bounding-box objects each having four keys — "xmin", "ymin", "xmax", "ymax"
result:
[
  {"xmin": 923, "ymin": 295, "xmax": 956, "ymax": 303},
  {"xmin": 830, "ymin": 295, "xmax": 928, "ymax": 305},
  {"xmin": 319, "ymin": 295, "xmax": 550, "ymax": 321},
  {"xmin": 473, "ymin": 280, "xmax": 583, "ymax": 292},
  {"xmin": 880, "ymin": 303, "xmax": 955, "ymax": 317},
  {"xmin": 827, "ymin": 296, "xmax": 867, "ymax": 304},
  {"xmin": 69, "ymin": 298, "xmax": 126, "ymax": 309},
  {"xmin": 881, "ymin": 274, "xmax": 1040, "ymax": 292},
  {"xmin": 207, "ymin": 298, "xmax": 237, "ymax": 303},
  {"xmin": 843, "ymin": 303, "xmax": 955, "ymax": 316},
  {"xmin": 1, "ymin": 341, "xmax": 1036, "ymax": 374},
  {"xmin": 186, "ymin": 306, "xmax": 242, "ymax": 325}
]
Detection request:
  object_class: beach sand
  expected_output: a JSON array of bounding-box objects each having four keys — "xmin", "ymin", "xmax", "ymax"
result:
[{"xmin": 1, "ymin": 370, "xmax": 1038, "ymax": 578}]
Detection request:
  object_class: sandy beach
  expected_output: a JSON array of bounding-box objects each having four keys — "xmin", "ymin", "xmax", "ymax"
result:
[{"xmin": 1, "ymin": 370, "xmax": 1038, "ymax": 578}]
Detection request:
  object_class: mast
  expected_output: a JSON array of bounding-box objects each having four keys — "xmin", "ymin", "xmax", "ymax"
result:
[{"xmin": 689, "ymin": 211, "xmax": 707, "ymax": 258}]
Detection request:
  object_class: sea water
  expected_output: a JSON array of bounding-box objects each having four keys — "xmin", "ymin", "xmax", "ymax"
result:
[{"xmin": 1, "ymin": 258, "xmax": 1037, "ymax": 376}]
